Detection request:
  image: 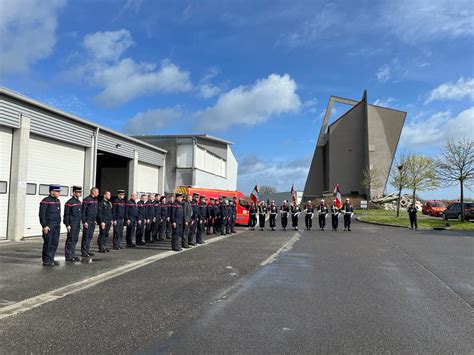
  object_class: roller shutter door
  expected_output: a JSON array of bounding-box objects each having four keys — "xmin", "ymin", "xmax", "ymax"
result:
[
  {"xmin": 136, "ymin": 162, "xmax": 159, "ymax": 194},
  {"xmin": 0, "ymin": 126, "xmax": 13, "ymax": 240},
  {"xmin": 24, "ymin": 135, "xmax": 85, "ymax": 237}
]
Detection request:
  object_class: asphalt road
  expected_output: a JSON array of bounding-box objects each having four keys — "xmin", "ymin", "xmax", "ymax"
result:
[{"xmin": 0, "ymin": 221, "xmax": 472, "ymax": 354}]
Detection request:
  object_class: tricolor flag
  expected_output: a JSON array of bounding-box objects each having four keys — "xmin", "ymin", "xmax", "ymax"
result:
[
  {"xmin": 334, "ymin": 184, "xmax": 342, "ymax": 208},
  {"xmin": 291, "ymin": 183, "xmax": 297, "ymax": 203},
  {"xmin": 250, "ymin": 185, "xmax": 259, "ymax": 204}
]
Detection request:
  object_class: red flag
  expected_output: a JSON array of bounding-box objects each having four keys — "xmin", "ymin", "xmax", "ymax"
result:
[
  {"xmin": 334, "ymin": 184, "xmax": 342, "ymax": 208},
  {"xmin": 250, "ymin": 185, "xmax": 259, "ymax": 204}
]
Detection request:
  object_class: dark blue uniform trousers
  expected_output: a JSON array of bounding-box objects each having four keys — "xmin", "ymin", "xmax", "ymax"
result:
[
  {"xmin": 196, "ymin": 220, "xmax": 205, "ymax": 244},
  {"xmin": 65, "ymin": 223, "xmax": 80, "ymax": 258},
  {"xmin": 81, "ymin": 222, "xmax": 96, "ymax": 256},
  {"xmin": 98, "ymin": 222, "xmax": 111, "ymax": 250},
  {"xmin": 42, "ymin": 225, "xmax": 60, "ymax": 263},
  {"xmin": 126, "ymin": 220, "xmax": 137, "ymax": 245},
  {"xmin": 172, "ymin": 223, "xmax": 183, "ymax": 251},
  {"xmin": 113, "ymin": 219, "xmax": 124, "ymax": 248}
]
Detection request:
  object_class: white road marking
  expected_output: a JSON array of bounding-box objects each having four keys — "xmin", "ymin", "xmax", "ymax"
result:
[
  {"xmin": 260, "ymin": 232, "xmax": 300, "ymax": 266},
  {"xmin": 0, "ymin": 232, "xmax": 242, "ymax": 320}
]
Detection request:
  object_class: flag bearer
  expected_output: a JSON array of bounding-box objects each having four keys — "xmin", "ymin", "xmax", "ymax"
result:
[
  {"xmin": 97, "ymin": 191, "xmax": 113, "ymax": 252},
  {"xmin": 39, "ymin": 185, "xmax": 62, "ymax": 266},
  {"xmin": 64, "ymin": 186, "xmax": 82, "ymax": 262},
  {"xmin": 112, "ymin": 189, "xmax": 126, "ymax": 249},
  {"xmin": 330, "ymin": 200, "xmax": 340, "ymax": 231},
  {"xmin": 81, "ymin": 187, "xmax": 99, "ymax": 257}
]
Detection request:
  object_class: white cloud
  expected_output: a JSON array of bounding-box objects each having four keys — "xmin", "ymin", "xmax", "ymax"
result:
[
  {"xmin": 83, "ymin": 29, "xmax": 133, "ymax": 62},
  {"xmin": 198, "ymin": 83, "xmax": 221, "ymax": 99},
  {"xmin": 425, "ymin": 77, "xmax": 474, "ymax": 104},
  {"xmin": 196, "ymin": 74, "xmax": 301, "ymax": 130},
  {"xmin": 376, "ymin": 64, "xmax": 391, "ymax": 83},
  {"xmin": 93, "ymin": 59, "xmax": 192, "ymax": 106},
  {"xmin": 372, "ymin": 97, "xmax": 396, "ymax": 107},
  {"xmin": 400, "ymin": 107, "xmax": 474, "ymax": 147},
  {"xmin": 381, "ymin": 0, "xmax": 474, "ymax": 43},
  {"xmin": 72, "ymin": 29, "xmax": 193, "ymax": 106},
  {"xmin": 123, "ymin": 107, "xmax": 182, "ymax": 135},
  {"xmin": 0, "ymin": 0, "xmax": 66, "ymax": 76}
]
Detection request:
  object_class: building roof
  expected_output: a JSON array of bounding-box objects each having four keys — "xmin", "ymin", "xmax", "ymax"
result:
[
  {"xmin": 135, "ymin": 134, "xmax": 234, "ymax": 145},
  {"xmin": 0, "ymin": 87, "xmax": 167, "ymax": 154}
]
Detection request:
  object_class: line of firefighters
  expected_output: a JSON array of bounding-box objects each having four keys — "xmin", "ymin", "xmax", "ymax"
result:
[{"xmin": 247, "ymin": 198, "xmax": 354, "ymax": 232}]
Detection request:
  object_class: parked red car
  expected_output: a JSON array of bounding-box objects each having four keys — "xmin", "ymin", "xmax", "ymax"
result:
[{"xmin": 422, "ymin": 200, "xmax": 446, "ymax": 217}]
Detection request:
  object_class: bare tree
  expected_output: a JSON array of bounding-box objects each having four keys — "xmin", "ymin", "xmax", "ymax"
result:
[
  {"xmin": 259, "ymin": 185, "xmax": 277, "ymax": 196},
  {"xmin": 404, "ymin": 153, "xmax": 439, "ymax": 205},
  {"xmin": 361, "ymin": 167, "xmax": 382, "ymax": 201},
  {"xmin": 436, "ymin": 138, "xmax": 474, "ymax": 222},
  {"xmin": 389, "ymin": 153, "xmax": 410, "ymax": 217}
]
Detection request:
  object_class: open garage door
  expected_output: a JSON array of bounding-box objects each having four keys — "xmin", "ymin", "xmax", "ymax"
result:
[
  {"xmin": 0, "ymin": 126, "xmax": 13, "ymax": 240},
  {"xmin": 137, "ymin": 162, "xmax": 160, "ymax": 194},
  {"xmin": 24, "ymin": 135, "xmax": 85, "ymax": 237}
]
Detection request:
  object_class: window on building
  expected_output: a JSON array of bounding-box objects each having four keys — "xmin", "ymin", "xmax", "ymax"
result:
[
  {"xmin": 60, "ymin": 186, "xmax": 69, "ymax": 196},
  {"xmin": 0, "ymin": 181, "xmax": 7, "ymax": 194},
  {"xmin": 39, "ymin": 184, "xmax": 50, "ymax": 195},
  {"xmin": 26, "ymin": 183, "xmax": 37, "ymax": 195}
]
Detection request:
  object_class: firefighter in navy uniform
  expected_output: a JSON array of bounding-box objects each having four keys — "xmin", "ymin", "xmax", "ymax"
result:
[
  {"xmin": 125, "ymin": 193, "xmax": 138, "ymax": 247},
  {"xmin": 291, "ymin": 201, "xmax": 300, "ymax": 230},
  {"xmin": 144, "ymin": 194, "xmax": 155, "ymax": 243},
  {"xmin": 63, "ymin": 186, "xmax": 82, "ymax": 262},
  {"xmin": 197, "ymin": 195, "xmax": 207, "ymax": 244},
  {"xmin": 39, "ymin": 185, "xmax": 62, "ymax": 266},
  {"xmin": 171, "ymin": 193, "xmax": 184, "ymax": 251},
  {"xmin": 225, "ymin": 198, "xmax": 233, "ymax": 234},
  {"xmin": 258, "ymin": 201, "xmax": 267, "ymax": 231},
  {"xmin": 81, "ymin": 187, "xmax": 99, "ymax": 257},
  {"xmin": 268, "ymin": 201, "xmax": 278, "ymax": 231},
  {"xmin": 317, "ymin": 199, "xmax": 328, "ymax": 231},
  {"xmin": 159, "ymin": 196, "xmax": 168, "ymax": 241},
  {"xmin": 212, "ymin": 198, "xmax": 220, "ymax": 234},
  {"xmin": 183, "ymin": 194, "xmax": 193, "ymax": 248},
  {"xmin": 189, "ymin": 193, "xmax": 199, "ymax": 243},
  {"xmin": 152, "ymin": 194, "xmax": 162, "ymax": 242},
  {"xmin": 330, "ymin": 200, "xmax": 340, "ymax": 231},
  {"xmin": 304, "ymin": 200, "xmax": 314, "ymax": 230},
  {"xmin": 280, "ymin": 200, "xmax": 290, "ymax": 231},
  {"xmin": 342, "ymin": 198, "xmax": 354, "ymax": 231},
  {"xmin": 206, "ymin": 198, "xmax": 215, "ymax": 235},
  {"xmin": 248, "ymin": 202, "xmax": 257, "ymax": 230},
  {"xmin": 166, "ymin": 196, "xmax": 175, "ymax": 239},
  {"xmin": 218, "ymin": 197, "xmax": 227, "ymax": 235},
  {"xmin": 136, "ymin": 194, "xmax": 147, "ymax": 245},
  {"xmin": 230, "ymin": 197, "xmax": 237, "ymax": 233},
  {"xmin": 97, "ymin": 191, "xmax": 113, "ymax": 252},
  {"xmin": 112, "ymin": 189, "xmax": 126, "ymax": 249}
]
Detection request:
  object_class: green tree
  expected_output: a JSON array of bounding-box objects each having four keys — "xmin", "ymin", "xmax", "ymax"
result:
[
  {"xmin": 436, "ymin": 138, "xmax": 474, "ymax": 222},
  {"xmin": 259, "ymin": 185, "xmax": 277, "ymax": 196},
  {"xmin": 361, "ymin": 167, "xmax": 383, "ymax": 202},
  {"xmin": 404, "ymin": 154, "xmax": 439, "ymax": 205},
  {"xmin": 389, "ymin": 153, "xmax": 410, "ymax": 217}
]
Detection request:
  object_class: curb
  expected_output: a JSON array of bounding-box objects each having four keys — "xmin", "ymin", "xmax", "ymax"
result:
[{"xmin": 356, "ymin": 217, "xmax": 449, "ymax": 231}]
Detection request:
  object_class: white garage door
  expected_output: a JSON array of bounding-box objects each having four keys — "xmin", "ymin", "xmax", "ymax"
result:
[
  {"xmin": 136, "ymin": 162, "xmax": 159, "ymax": 195},
  {"xmin": 24, "ymin": 135, "xmax": 85, "ymax": 237},
  {"xmin": 0, "ymin": 126, "xmax": 13, "ymax": 240}
]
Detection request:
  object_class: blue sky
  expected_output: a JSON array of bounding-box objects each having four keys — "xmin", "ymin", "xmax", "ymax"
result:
[{"xmin": 1, "ymin": 0, "xmax": 473, "ymax": 199}]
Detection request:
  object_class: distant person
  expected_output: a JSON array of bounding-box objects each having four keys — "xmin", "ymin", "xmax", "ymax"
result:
[
  {"xmin": 304, "ymin": 200, "xmax": 314, "ymax": 230},
  {"xmin": 258, "ymin": 201, "xmax": 267, "ymax": 231},
  {"xmin": 136, "ymin": 194, "xmax": 147, "ymax": 246},
  {"xmin": 280, "ymin": 200, "xmax": 290, "ymax": 231},
  {"xmin": 183, "ymin": 194, "xmax": 192, "ymax": 248},
  {"xmin": 125, "ymin": 193, "xmax": 138, "ymax": 248},
  {"xmin": 248, "ymin": 201, "xmax": 257, "ymax": 230},
  {"xmin": 330, "ymin": 199, "xmax": 340, "ymax": 231},
  {"xmin": 166, "ymin": 196, "xmax": 175, "ymax": 239},
  {"xmin": 171, "ymin": 193, "xmax": 184, "ymax": 251},
  {"xmin": 159, "ymin": 196, "xmax": 168, "ymax": 241},
  {"xmin": 197, "ymin": 195, "xmax": 207, "ymax": 244},
  {"xmin": 407, "ymin": 203, "xmax": 418, "ymax": 230},
  {"xmin": 144, "ymin": 193, "xmax": 155, "ymax": 243},
  {"xmin": 63, "ymin": 186, "xmax": 82, "ymax": 262},
  {"xmin": 342, "ymin": 198, "xmax": 353, "ymax": 231},
  {"xmin": 317, "ymin": 199, "xmax": 328, "ymax": 231},
  {"xmin": 81, "ymin": 187, "xmax": 99, "ymax": 257},
  {"xmin": 112, "ymin": 189, "xmax": 126, "ymax": 250},
  {"xmin": 152, "ymin": 194, "xmax": 162, "ymax": 242},
  {"xmin": 97, "ymin": 191, "xmax": 113, "ymax": 253},
  {"xmin": 268, "ymin": 200, "xmax": 278, "ymax": 231},
  {"xmin": 39, "ymin": 185, "xmax": 62, "ymax": 266},
  {"xmin": 291, "ymin": 201, "xmax": 300, "ymax": 230}
]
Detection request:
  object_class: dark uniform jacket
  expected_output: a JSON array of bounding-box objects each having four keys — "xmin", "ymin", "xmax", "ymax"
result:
[
  {"xmin": 145, "ymin": 200, "xmax": 155, "ymax": 221},
  {"xmin": 280, "ymin": 205, "xmax": 289, "ymax": 216},
  {"xmin": 212, "ymin": 203, "xmax": 219, "ymax": 218},
  {"xmin": 125, "ymin": 199, "xmax": 138, "ymax": 221},
  {"xmin": 64, "ymin": 196, "xmax": 82, "ymax": 226},
  {"xmin": 232, "ymin": 202, "xmax": 237, "ymax": 217},
  {"xmin": 291, "ymin": 205, "xmax": 301, "ymax": 215},
  {"xmin": 258, "ymin": 205, "xmax": 267, "ymax": 214},
  {"xmin": 39, "ymin": 195, "xmax": 61, "ymax": 228},
  {"xmin": 342, "ymin": 204, "xmax": 353, "ymax": 214},
  {"xmin": 305, "ymin": 204, "xmax": 314, "ymax": 214},
  {"xmin": 249, "ymin": 205, "xmax": 257, "ymax": 216},
  {"xmin": 82, "ymin": 195, "xmax": 98, "ymax": 223},
  {"xmin": 154, "ymin": 200, "xmax": 161, "ymax": 221},
  {"xmin": 206, "ymin": 203, "xmax": 215, "ymax": 219},
  {"xmin": 167, "ymin": 202, "xmax": 174, "ymax": 220},
  {"xmin": 407, "ymin": 207, "xmax": 417, "ymax": 217},
  {"xmin": 171, "ymin": 201, "xmax": 184, "ymax": 225},
  {"xmin": 198, "ymin": 202, "xmax": 207, "ymax": 221},
  {"xmin": 160, "ymin": 201, "xmax": 169, "ymax": 220},
  {"xmin": 191, "ymin": 199, "xmax": 198, "ymax": 221},
  {"xmin": 268, "ymin": 205, "xmax": 278, "ymax": 215},
  {"xmin": 220, "ymin": 202, "xmax": 229, "ymax": 217},
  {"xmin": 112, "ymin": 197, "xmax": 125, "ymax": 220},
  {"xmin": 331, "ymin": 205, "xmax": 340, "ymax": 215},
  {"xmin": 317, "ymin": 205, "xmax": 328, "ymax": 215},
  {"xmin": 98, "ymin": 199, "xmax": 113, "ymax": 224},
  {"xmin": 183, "ymin": 200, "xmax": 193, "ymax": 223},
  {"xmin": 137, "ymin": 200, "xmax": 147, "ymax": 220}
]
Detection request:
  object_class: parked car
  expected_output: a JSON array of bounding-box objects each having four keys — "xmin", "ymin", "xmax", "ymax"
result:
[
  {"xmin": 442, "ymin": 202, "xmax": 474, "ymax": 221},
  {"xmin": 422, "ymin": 200, "xmax": 446, "ymax": 217}
]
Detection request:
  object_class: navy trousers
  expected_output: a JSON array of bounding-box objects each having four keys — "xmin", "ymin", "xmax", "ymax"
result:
[
  {"xmin": 172, "ymin": 223, "xmax": 184, "ymax": 251},
  {"xmin": 81, "ymin": 222, "xmax": 96, "ymax": 256},
  {"xmin": 65, "ymin": 223, "xmax": 80, "ymax": 258},
  {"xmin": 98, "ymin": 222, "xmax": 111, "ymax": 250},
  {"xmin": 42, "ymin": 225, "xmax": 60, "ymax": 263},
  {"xmin": 126, "ymin": 220, "xmax": 137, "ymax": 245},
  {"xmin": 113, "ymin": 219, "xmax": 124, "ymax": 248}
]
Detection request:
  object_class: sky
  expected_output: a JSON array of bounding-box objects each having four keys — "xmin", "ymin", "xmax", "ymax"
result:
[{"xmin": 0, "ymin": 0, "xmax": 473, "ymax": 199}]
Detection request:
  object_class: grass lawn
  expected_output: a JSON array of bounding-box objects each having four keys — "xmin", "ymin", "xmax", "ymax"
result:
[{"xmin": 355, "ymin": 209, "xmax": 474, "ymax": 231}]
